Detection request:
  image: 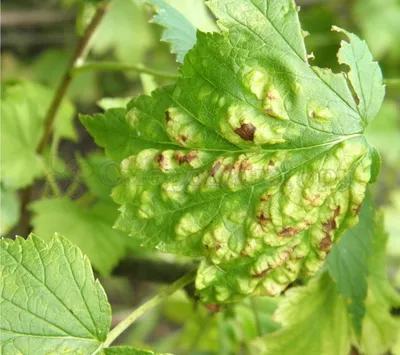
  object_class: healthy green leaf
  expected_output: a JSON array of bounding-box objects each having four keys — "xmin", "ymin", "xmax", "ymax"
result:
[
  {"xmin": 359, "ymin": 211, "xmax": 400, "ymax": 355},
  {"xmin": 326, "ymin": 191, "xmax": 374, "ymax": 336},
  {"xmin": 30, "ymin": 154, "xmax": 129, "ymax": 275},
  {"xmin": 148, "ymin": 0, "xmax": 197, "ymax": 63},
  {"xmin": 0, "ymin": 187, "xmax": 20, "ymax": 236},
  {"xmin": 81, "ymin": 0, "xmax": 384, "ymax": 303},
  {"xmin": 250, "ymin": 272, "xmax": 352, "ymax": 355},
  {"xmin": 0, "ymin": 234, "xmax": 111, "ymax": 354},
  {"xmin": 0, "ymin": 80, "xmax": 77, "ymax": 188}
]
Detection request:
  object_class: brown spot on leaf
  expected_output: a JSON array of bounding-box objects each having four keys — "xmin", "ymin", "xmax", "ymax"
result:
[
  {"xmin": 322, "ymin": 206, "xmax": 341, "ymax": 234},
  {"xmin": 215, "ymin": 244, "xmax": 221, "ymax": 251},
  {"xmin": 155, "ymin": 153, "xmax": 165, "ymax": 165},
  {"xmin": 205, "ymin": 304, "xmax": 221, "ymax": 313},
  {"xmin": 319, "ymin": 235, "xmax": 332, "ymax": 251},
  {"xmin": 354, "ymin": 205, "xmax": 361, "ymax": 215},
  {"xmin": 186, "ymin": 151, "xmax": 197, "ymax": 163},
  {"xmin": 279, "ymin": 227, "xmax": 302, "ymax": 237},
  {"xmin": 265, "ymin": 108, "xmax": 280, "ymax": 118},
  {"xmin": 224, "ymin": 164, "xmax": 234, "ymax": 172},
  {"xmin": 261, "ymin": 194, "xmax": 272, "ymax": 202},
  {"xmin": 240, "ymin": 159, "xmax": 252, "ymax": 171},
  {"xmin": 234, "ymin": 123, "xmax": 256, "ymax": 141},
  {"xmin": 268, "ymin": 160, "xmax": 275, "ymax": 167},
  {"xmin": 253, "ymin": 269, "xmax": 269, "ymax": 278},
  {"xmin": 210, "ymin": 162, "xmax": 221, "ymax": 177},
  {"xmin": 241, "ymin": 251, "xmax": 249, "ymax": 257},
  {"xmin": 165, "ymin": 110, "xmax": 171, "ymax": 123},
  {"xmin": 174, "ymin": 152, "xmax": 187, "ymax": 165},
  {"xmin": 257, "ymin": 212, "xmax": 271, "ymax": 225}
]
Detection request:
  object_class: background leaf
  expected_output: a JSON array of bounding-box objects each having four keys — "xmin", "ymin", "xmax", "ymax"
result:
[{"xmin": 0, "ymin": 234, "xmax": 111, "ymax": 354}]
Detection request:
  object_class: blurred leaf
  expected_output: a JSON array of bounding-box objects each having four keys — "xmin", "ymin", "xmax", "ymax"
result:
[
  {"xmin": 326, "ymin": 192, "xmax": 375, "ymax": 336},
  {"xmin": 354, "ymin": 0, "xmax": 400, "ymax": 59},
  {"xmin": 358, "ymin": 211, "xmax": 400, "ymax": 355},
  {"xmin": 98, "ymin": 97, "xmax": 132, "ymax": 110},
  {"xmin": 76, "ymin": 2, "xmax": 97, "ymax": 36},
  {"xmin": 140, "ymin": 74, "xmax": 158, "ymax": 95},
  {"xmin": 384, "ymin": 190, "xmax": 400, "ymax": 259},
  {"xmin": 250, "ymin": 272, "xmax": 351, "ymax": 355},
  {"xmin": 32, "ymin": 49, "xmax": 99, "ymax": 103},
  {"xmin": 366, "ymin": 100, "xmax": 400, "ymax": 167},
  {"xmin": 0, "ymin": 187, "xmax": 20, "ymax": 236},
  {"xmin": 30, "ymin": 154, "xmax": 129, "ymax": 275},
  {"xmin": 0, "ymin": 80, "xmax": 76, "ymax": 188},
  {"xmin": 103, "ymin": 347, "xmax": 165, "ymax": 354},
  {"xmin": 91, "ymin": 0, "xmax": 153, "ymax": 64},
  {"xmin": 148, "ymin": 0, "xmax": 197, "ymax": 63}
]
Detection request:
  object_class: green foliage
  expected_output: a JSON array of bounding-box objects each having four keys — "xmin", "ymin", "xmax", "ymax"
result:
[
  {"xmin": 251, "ymin": 198, "xmax": 400, "ymax": 355},
  {"xmin": 251, "ymin": 272, "xmax": 351, "ymax": 355},
  {"xmin": 0, "ymin": 234, "xmax": 111, "ymax": 354},
  {"xmin": 30, "ymin": 154, "xmax": 130, "ymax": 274},
  {"xmin": 91, "ymin": 0, "xmax": 153, "ymax": 65},
  {"xmin": 1, "ymin": 81, "xmax": 77, "ymax": 189},
  {"xmin": 326, "ymin": 192, "xmax": 374, "ymax": 336},
  {"xmin": 82, "ymin": 0, "xmax": 384, "ymax": 303},
  {"xmin": 148, "ymin": 0, "xmax": 197, "ymax": 63},
  {"xmin": 103, "ymin": 347, "xmax": 165, "ymax": 355},
  {"xmin": 0, "ymin": 187, "xmax": 20, "ymax": 236}
]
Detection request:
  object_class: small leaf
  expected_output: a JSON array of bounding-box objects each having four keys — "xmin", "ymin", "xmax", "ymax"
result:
[
  {"xmin": 0, "ymin": 234, "xmax": 111, "ymax": 354},
  {"xmin": 148, "ymin": 0, "xmax": 197, "ymax": 63},
  {"xmin": 326, "ymin": 191, "xmax": 375, "ymax": 336},
  {"xmin": 1, "ymin": 80, "xmax": 77, "ymax": 188}
]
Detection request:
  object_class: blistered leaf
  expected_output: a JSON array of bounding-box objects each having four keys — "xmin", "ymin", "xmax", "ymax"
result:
[
  {"xmin": 30, "ymin": 154, "xmax": 129, "ymax": 275},
  {"xmin": 81, "ymin": 0, "xmax": 384, "ymax": 303},
  {"xmin": 1, "ymin": 81, "xmax": 77, "ymax": 188},
  {"xmin": 148, "ymin": 0, "xmax": 197, "ymax": 63},
  {"xmin": 326, "ymin": 192, "xmax": 374, "ymax": 336},
  {"xmin": 251, "ymin": 272, "xmax": 352, "ymax": 355},
  {"xmin": 0, "ymin": 234, "xmax": 111, "ymax": 354},
  {"xmin": 0, "ymin": 187, "xmax": 20, "ymax": 236}
]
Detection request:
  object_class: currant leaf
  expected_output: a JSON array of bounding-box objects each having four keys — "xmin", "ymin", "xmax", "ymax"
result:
[
  {"xmin": 81, "ymin": 0, "xmax": 384, "ymax": 303},
  {"xmin": 148, "ymin": 0, "xmax": 197, "ymax": 63},
  {"xmin": 0, "ymin": 234, "xmax": 111, "ymax": 354},
  {"xmin": 1, "ymin": 80, "xmax": 77, "ymax": 189},
  {"xmin": 30, "ymin": 154, "xmax": 129, "ymax": 275},
  {"xmin": 326, "ymin": 192, "xmax": 374, "ymax": 336}
]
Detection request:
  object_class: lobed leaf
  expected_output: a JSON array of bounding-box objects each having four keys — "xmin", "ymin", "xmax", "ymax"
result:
[
  {"xmin": 0, "ymin": 234, "xmax": 111, "ymax": 354},
  {"xmin": 81, "ymin": 0, "xmax": 384, "ymax": 303},
  {"xmin": 148, "ymin": 0, "xmax": 197, "ymax": 63}
]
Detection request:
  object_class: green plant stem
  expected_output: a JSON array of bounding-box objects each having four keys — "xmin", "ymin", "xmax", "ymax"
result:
[
  {"xmin": 251, "ymin": 298, "xmax": 263, "ymax": 337},
  {"xmin": 72, "ymin": 61, "xmax": 179, "ymax": 80},
  {"xmin": 384, "ymin": 78, "xmax": 400, "ymax": 87},
  {"xmin": 103, "ymin": 269, "xmax": 197, "ymax": 348}
]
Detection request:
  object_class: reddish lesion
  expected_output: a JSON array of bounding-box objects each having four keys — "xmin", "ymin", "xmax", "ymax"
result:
[{"xmin": 234, "ymin": 123, "xmax": 256, "ymax": 141}]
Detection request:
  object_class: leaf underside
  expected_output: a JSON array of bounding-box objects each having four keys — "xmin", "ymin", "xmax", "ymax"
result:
[{"xmin": 80, "ymin": 0, "xmax": 384, "ymax": 303}]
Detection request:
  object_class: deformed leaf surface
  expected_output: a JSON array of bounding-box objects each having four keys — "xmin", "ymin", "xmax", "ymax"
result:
[{"xmin": 81, "ymin": 0, "xmax": 384, "ymax": 303}]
